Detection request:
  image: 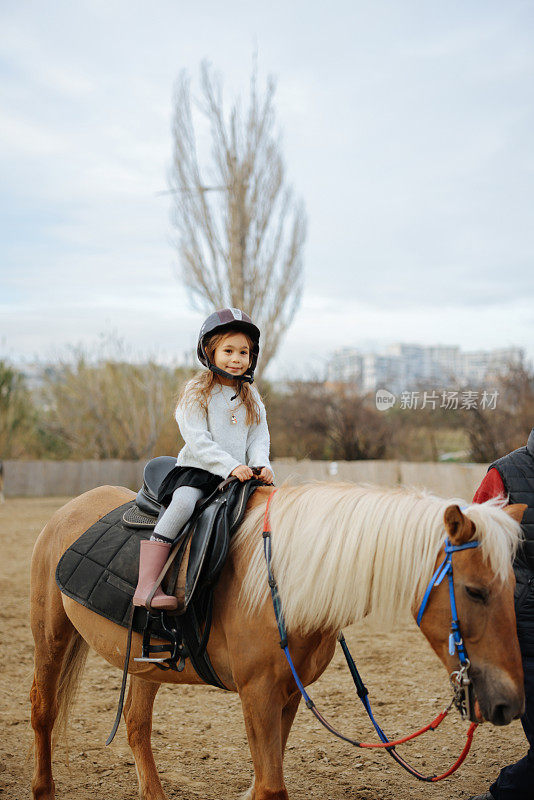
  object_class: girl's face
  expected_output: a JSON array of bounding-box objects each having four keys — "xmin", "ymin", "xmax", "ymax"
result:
[{"xmin": 212, "ymin": 332, "xmax": 251, "ymax": 380}]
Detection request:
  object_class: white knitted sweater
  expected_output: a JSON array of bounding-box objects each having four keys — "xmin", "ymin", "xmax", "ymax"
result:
[{"xmin": 175, "ymin": 381, "xmax": 272, "ymax": 479}]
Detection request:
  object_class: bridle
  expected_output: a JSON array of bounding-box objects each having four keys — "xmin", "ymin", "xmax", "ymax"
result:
[
  {"xmin": 262, "ymin": 490, "xmax": 480, "ymax": 782},
  {"xmin": 416, "ymin": 536, "xmax": 480, "ymax": 721}
]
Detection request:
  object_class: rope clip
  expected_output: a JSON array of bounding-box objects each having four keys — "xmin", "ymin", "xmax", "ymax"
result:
[{"xmin": 450, "ymin": 662, "xmax": 472, "ymax": 719}]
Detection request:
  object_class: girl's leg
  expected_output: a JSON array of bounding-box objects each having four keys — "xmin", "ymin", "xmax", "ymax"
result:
[
  {"xmin": 151, "ymin": 486, "xmax": 203, "ymax": 542},
  {"xmin": 133, "ymin": 486, "xmax": 203, "ymax": 610}
]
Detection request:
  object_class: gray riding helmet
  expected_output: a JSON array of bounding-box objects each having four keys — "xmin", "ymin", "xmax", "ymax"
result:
[{"xmin": 197, "ymin": 308, "xmax": 260, "ymax": 384}]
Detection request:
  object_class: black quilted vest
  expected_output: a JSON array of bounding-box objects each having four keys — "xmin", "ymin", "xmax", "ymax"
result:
[
  {"xmin": 489, "ymin": 428, "xmax": 534, "ymax": 657},
  {"xmin": 489, "ymin": 428, "xmax": 534, "ymax": 571}
]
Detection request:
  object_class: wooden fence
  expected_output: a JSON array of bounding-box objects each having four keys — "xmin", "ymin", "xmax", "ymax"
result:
[{"xmin": 2, "ymin": 459, "xmax": 488, "ymax": 500}]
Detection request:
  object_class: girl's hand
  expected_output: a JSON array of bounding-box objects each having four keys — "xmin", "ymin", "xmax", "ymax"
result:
[
  {"xmin": 231, "ymin": 465, "xmax": 254, "ymax": 482},
  {"xmin": 258, "ymin": 467, "xmax": 274, "ymax": 484}
]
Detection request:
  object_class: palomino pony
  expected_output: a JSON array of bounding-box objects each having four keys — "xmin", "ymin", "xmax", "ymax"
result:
[{"xmin": 30, "ymin": 482, "xmax": 526, "ymax": 800}]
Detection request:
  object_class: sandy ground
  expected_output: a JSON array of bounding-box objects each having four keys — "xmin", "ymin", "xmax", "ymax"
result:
[{"xmin": 0, "ymin": 496, "xmax": 528, "ymax": 800}]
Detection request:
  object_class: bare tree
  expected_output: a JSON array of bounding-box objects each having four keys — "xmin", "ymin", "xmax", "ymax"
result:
[
  {"xmin": 169, "ymin": 60, "xmax": 307, "ymax": 373},
  {"xmin": 325, "ymin": 385, "xmax": 389, "ymax": 460},
  {"xmin": 266, "ymin": 381, "xmax": 391, "ymax": 460},
  {"xmin": 462, "ymin": 362, "xmax": 534, "ymax": 462}
]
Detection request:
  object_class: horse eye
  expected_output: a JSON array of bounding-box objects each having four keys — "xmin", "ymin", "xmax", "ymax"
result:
[{"xmin": 465, "ymin": 585, "xmax": 488, "ymax": 604}]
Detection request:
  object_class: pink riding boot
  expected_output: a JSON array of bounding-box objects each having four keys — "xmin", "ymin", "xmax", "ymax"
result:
[{"xmin": 132, "ymin": 540, "xmax": 178, "ymax": 611}]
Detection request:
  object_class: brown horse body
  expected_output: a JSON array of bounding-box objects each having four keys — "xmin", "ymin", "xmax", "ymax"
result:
[{"xmin": 30, "ymin": 484, "xmax": 526, "ymax": 800}]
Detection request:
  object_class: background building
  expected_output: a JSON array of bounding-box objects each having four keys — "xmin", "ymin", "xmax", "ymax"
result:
[{"xmin": 327, "ymin": 344, "xmax": 524, "ymax": 393}]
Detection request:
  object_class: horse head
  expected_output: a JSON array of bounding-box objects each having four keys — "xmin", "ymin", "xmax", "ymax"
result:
[{"xmin": 417, "ymin": 502, "xmax": 527, "ymax": 726}]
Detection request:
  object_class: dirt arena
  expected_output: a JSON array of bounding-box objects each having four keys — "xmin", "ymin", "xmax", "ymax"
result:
[{"xmin": 0, "ymin": 497, "xmax": 528, "ymax": 800}]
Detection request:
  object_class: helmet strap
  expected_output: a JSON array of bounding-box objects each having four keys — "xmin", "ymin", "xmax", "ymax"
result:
[{"xmin": 207, "ymin": 362, "xmax": 254, "ymax": 400}]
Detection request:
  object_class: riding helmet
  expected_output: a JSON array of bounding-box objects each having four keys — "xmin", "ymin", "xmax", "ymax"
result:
[{"xmin": 197, "ymin": 308, "xmax": 260, "ymax": 385}]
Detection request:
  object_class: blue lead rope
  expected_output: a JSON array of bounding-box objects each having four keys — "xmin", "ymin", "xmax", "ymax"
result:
[{"xmin": 262, "ymin": 515, "xmax": 313, "ymax": 706}]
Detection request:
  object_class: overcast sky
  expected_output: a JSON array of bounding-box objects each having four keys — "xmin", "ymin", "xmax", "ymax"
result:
[{"xmin": 1, "ymin": 0, "xmax": 533, "ymax": 378}]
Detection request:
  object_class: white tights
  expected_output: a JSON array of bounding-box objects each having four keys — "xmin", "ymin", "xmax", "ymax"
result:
[{"xmin": 151, "ymin": 485, "xmax": 203, "ymax": 543}]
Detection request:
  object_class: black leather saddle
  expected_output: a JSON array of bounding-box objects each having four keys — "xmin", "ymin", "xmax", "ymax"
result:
[{"xmin": 58, "ymin": 456, "xmax": 267, "ymax": 685}]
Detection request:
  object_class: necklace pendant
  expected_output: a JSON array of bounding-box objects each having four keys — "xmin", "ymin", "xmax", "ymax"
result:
[{"xmin": 231, "ymin": 413, "xmax": 238, "ymax": 425}]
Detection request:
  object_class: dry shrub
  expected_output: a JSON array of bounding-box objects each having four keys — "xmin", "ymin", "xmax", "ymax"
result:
[
  {"xmin": 40, "ymin": 353, "xmax": 194, "ymax": 460},
  {"xmin": 0, "ymin": 360, "xmax": 40, "ymax": 458}
]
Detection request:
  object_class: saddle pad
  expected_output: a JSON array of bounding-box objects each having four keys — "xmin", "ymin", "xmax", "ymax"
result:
[{"xmin": 55, "ymin": 502, "xmax": 151, "ymax": 633}]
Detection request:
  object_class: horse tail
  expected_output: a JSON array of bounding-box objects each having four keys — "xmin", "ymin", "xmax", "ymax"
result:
[{"xmin": 52, "ymin": 632, "xmax": 90, "ymax": 750}]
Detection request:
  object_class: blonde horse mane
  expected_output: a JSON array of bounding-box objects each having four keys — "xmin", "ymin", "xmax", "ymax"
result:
[{"xmin": 232, "ymin": 482, "xmax": 521, "ymax": 634}]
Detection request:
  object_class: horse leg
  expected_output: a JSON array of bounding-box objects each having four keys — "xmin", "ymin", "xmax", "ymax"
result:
[
  {"xmin": 239, "ymin": 683, "xmax": 289, "ymax": 800},
  {"xmin": 124, "ymin": 676, "xmax": 168, "ymax": 800},
  {"xmin": 280, "ymin": 693, "xmax": 300, "ymax": 759},
  {"xmin": 30, "ymin": 596, "xmax": 79, "ymax": 800}
]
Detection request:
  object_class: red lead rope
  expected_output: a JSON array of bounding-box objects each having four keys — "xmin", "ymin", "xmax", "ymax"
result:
[
  {"xmin": 262, "ymin": 493, "xmax": 478, "ymax": 782},
  {"xmin": 309, "ymin": 700, "xmax": 478, "ymax": 781},
  {"xmin": 430, "ymin": 724, "xmax": 477, "ymax": 781},
  {"xmin": 358, "ymin": 709, "xmax": 450, "ymax": 747}
]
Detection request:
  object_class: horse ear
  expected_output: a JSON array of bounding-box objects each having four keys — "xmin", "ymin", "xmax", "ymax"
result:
[
  {"xmin": 444, "ymin": 504, "xmax": 476, "ymax": 545},
  {"xmin": 504, "ymin": 503, "xmax": 528, "ymax": 524}
]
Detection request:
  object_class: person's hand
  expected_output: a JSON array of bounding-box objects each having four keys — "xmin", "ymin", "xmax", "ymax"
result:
[
  {"xmin": 258, "ymin": 467, "xmax": 274, "ymax": 484},
  {"xmin": 231, "ymin": 464, "xmax": 254, "ymax": 482}
]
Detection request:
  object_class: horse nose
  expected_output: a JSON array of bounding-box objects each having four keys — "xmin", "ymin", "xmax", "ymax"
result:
[
  {"xmin": 485, "ymin": 689, "xmax": 525, "ymax": 726},
  {"xmin": 490, "ymin": 702, "xmax": 517, "ymax": 726},
  {"xmin": 472, "ymin": 667, "xmax": 525, "ymax": 726}
]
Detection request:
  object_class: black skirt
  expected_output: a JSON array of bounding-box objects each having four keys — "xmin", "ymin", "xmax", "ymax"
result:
[{"xmin": 157, "ymin": 465, "xmax": 223, "ymax": 507}]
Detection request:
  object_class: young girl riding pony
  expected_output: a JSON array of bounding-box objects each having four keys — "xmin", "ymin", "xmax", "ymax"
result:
[{"xmin": 133, "ymin": 308, "xmax": 274, "ymax": 610}]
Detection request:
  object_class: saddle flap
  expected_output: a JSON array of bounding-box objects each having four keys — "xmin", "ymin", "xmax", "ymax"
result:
[
  {"xmin": 180, "ymin": 479, "xmax": 261, "ymax": 607},
  {"xmin": 185, "ymin": 494, "xmax": 227, "ymax": 604}
]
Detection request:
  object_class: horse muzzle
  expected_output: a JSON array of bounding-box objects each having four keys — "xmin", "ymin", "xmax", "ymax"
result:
[{"xmin": 470, "ymin": 665, "xmax": 525, "ymax": 726}]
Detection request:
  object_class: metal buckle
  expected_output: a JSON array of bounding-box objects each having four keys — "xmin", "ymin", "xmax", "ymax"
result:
[{"xmin": 449, "ymin": 661, "xmax": 472, "ymax": 719}]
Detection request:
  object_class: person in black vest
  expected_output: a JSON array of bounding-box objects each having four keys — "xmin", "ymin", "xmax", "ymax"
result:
[{"xmin": 468, "ymin": 427, "xmax": 534, "ymax": 800}]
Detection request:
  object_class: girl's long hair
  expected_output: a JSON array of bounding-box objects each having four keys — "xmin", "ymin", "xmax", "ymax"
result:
[{"xmin": 178, "ymin": 332, "xmax": 262, "ymax": 425}]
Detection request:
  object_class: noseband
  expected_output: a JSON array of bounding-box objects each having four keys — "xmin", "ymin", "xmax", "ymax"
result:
[{"xmin": 416, "ymin": 537, "xmax": 480, "ymax": 719}]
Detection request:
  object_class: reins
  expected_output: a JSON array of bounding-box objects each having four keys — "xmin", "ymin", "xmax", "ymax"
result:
[{"xmin": 262, "ymin": 490, "xmax": 479, "ymax": 782}]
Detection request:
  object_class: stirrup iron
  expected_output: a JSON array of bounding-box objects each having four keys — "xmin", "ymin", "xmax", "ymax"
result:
[{"xmin": 134, "ymin": 611, "xmax": 188, "ymax": 671}]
